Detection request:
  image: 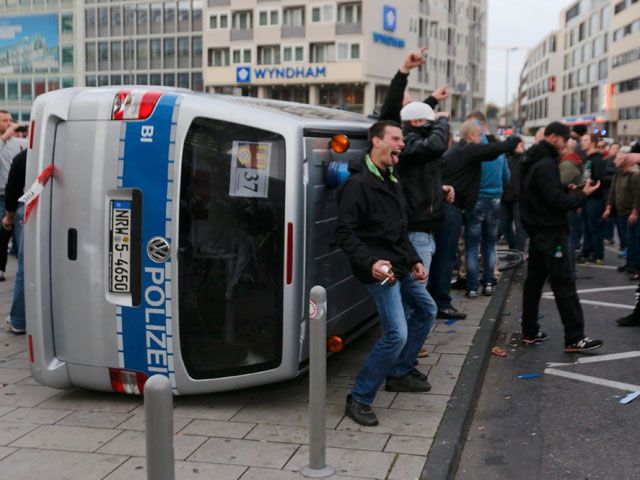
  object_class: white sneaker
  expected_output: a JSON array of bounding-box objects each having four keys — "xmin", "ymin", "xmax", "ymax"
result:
[{"xmin": 4, "ymin": 317, "xmax": 25, "ymax": 334}]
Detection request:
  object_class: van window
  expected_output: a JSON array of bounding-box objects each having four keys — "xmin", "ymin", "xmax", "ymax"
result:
[{"xmin": 179, "ymin": 117, "xmax": 285, "ymax": 379}]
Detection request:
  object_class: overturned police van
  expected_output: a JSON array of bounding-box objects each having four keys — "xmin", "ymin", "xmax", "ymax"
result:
[{"xmin": 25, "ymin": 87, "xmax": 376, "ymax": 394}]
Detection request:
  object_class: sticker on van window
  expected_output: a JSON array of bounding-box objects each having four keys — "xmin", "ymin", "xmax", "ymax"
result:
[{"xmin": 229, "ymin": 141, "xmax": 271, "ymax": 199}]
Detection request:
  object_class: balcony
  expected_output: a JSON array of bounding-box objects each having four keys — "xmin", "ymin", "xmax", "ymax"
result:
[
  {"xmin": 230, "ymin": 29, "xmax": 253, "ymax": 41},
  {"xmin": 281, "ymin": 25, "xmax": 305, "ymax": 38},
  {"xmin": 336, "ymin": 22, "xmax": 362, "ymax": 35},
  {"xmin": 208, "ymin": 0, "xmax": 230, "ymax": 6}
]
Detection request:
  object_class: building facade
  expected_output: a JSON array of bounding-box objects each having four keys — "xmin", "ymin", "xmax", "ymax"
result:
[
  {"xmin": 610, "ymin": 0, "xmax": 640, "ymax": 144},
  {"xmin": 203, "ymin": 0, "xmax": 487, "ymax": 118}
]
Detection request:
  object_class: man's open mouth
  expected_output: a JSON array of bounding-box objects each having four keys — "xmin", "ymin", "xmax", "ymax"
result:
[{"xmin": 390, "ymin": 149, "xmax": 401, "ymax": 164}]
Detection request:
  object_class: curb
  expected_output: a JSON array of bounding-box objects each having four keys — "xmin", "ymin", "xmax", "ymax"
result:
[{"xmin": 420, "ymin": 265, "xmax": 519, "ymax": 480}]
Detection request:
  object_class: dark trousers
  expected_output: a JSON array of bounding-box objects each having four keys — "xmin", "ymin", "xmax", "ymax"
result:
[
  {"xmin": 569, "ymin": 209, "xmax": 583, "ymax": 251},
  {"xmin": 581, "ymin": 197, "xmax": 606, "ymax": 260},
  {"xmin": 522, "ymin": 238, "xmax": 585, "ymax": 345},
  {"xmin": 0, "ymin": 225, "xmax": 8, "ymax": 272},
  {"xmin": 616, "ymin": 214, "xmax": 629, "ymax": 250},
  {"xmin": 501, "ymin": 201, "xmax": 527, "ymax": 252},
  {"xmin": 428, "ymin": 202, "xmax": 464, "ymax": 310}
]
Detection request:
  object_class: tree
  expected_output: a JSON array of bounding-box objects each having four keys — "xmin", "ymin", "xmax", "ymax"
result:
[{"xmin": 486, "ymin": 103, "xmax": 499, "ymax": 119}]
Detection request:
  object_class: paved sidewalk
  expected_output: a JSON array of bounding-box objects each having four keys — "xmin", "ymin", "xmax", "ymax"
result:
[{"xmin": 0, "ymin": 255, "xmax": 493, "ymax": 480}]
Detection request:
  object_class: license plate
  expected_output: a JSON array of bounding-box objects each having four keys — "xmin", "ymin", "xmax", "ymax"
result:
[{"xmin": 109, "ymin": 200, "xmax": 132, "ymax": 293}]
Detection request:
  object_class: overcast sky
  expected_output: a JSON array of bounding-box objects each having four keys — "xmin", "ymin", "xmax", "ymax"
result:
[{"xmin": 486, "ymin": 0, "xmax": 575, "ymax": 107}]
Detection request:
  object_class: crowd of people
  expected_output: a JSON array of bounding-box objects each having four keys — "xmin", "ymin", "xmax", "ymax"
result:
[{"xmin": 335, "ymin": 49, "xmax": 640, "ymax": 426}]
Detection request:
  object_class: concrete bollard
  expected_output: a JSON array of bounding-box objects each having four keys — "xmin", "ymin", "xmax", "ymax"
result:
[
  {"xmin": 145, "ymin": 375, "xmax": 175, "ymax": 480},
  {"xmin": 301, "ymin": 286, "xmax": 335, "ymax": 478}
]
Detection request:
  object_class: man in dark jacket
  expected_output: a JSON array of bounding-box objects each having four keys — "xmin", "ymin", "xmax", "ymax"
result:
[
  {"xmin": 501, "ymin": 143, "xmax": 527, "ymax": 252},
  {"xmin": 335, "ymin": 120, "xmax": 436, "ymax": 427},
  {"xmin": 397, "ymin": 101, "xmax": 452, "ymax": 278},
  {"xmin": 520, "ymin": 122, "xmax": 603, "ymax": 353},
  {"xmin": 427, "ymin": 121, "xmax": 522, "ymax": 319}
]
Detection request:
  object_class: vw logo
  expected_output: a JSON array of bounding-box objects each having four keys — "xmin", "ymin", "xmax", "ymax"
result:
[{"xmin": 147, "ymin": 237, "xmax": 171, "ymax": 263}]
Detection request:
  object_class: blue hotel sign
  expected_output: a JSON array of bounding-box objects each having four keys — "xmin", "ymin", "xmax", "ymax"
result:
[
  {"xmin": 236, "ymin": 65, "xmax": 327, "ymax": 84},
  {"xmin": 374, "ymin": 5, "xmax": 404, "ymax": 49}
]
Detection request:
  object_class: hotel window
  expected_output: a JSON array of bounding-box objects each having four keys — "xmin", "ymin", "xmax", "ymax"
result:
[
  {"xmin": 283, "ymin": 7, "xmax": 304, "ymax": 27},
  {"xmin": 208, "ymin": 48, "xmax": 229, "ymax": 67},
  {"xmin": 61, "ymin": 14, "xmax": 73, "ymax": 33},
  {"xmin": 178, "ymin": 1, "xmax": 190, "ymax": 32},
  {"xmin": 257, "ymin": 45, "xmax": 281, "ymax": 65},
  {"xmin": 337, "ymin": 42, "xmax": 360, "ymax": 60},
  {"xmin": 338, "ymin": 3, "xmax": 362, "ymax": 23},
  {"xmin": 282, "ymin": 45, "xmax": 303, "ymax": 62},
  {"xmin": 61, "ymin": 46, "xmax": 74, "ymax": 66},
  {"xmin": 110, "ymin": 41, "xmax": 121, "ymax": 70},
  {"xmin": 136, "ymin": 3, "xmax": 148, "ymax": 34},
  {"xmin": 192, "ymin": 36, "xmax": 202, "ymax": 68},
  {"xmin": 232, "ymin": 11, "xmax": 252, "ymax": 30},
  {"xmin": 310, "ymin": 42, "xmax": 335, "ymax": 62},
  {"xmin": 209, "ymin": 13, "xmax": 229, "ymax": 29},
  {"xmin": 232, "ymin": 48, "xmax": 252, "ymax": 64},
  {"xmin": 178, "ymin": 37, "xmax": 190, "ymax": 67},
  {"xmin": 258, "ymin": 9, "xmax": 280, "ymax": 26},
  {"xmin": 311, "ymin": 4, "xmax": 335, "ymax": 23},
  {"xmin": 150, "ymin": 3, "xmax": 162, "ymax": 34},
  {"xmin": 164, "ymin": 2, "xmax": 176, "ymax": 33}
]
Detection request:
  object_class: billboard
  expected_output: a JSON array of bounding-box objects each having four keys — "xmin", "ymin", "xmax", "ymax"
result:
[{"xmin": 0, "ymin": 14, "xmax": 59, "ymax": 74}]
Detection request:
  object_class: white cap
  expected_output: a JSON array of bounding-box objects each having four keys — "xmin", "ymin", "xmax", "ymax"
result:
[{"xmin": 400, "ymin": 102, "xmax": 436, "ymax": 122}]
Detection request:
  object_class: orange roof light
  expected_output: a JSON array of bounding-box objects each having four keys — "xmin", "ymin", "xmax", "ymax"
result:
[
  {"xmin": 330, "ymin": 134, "xmax": 350, "ymax": 154},
  {"xmin": 327, "ymin": 335, "xmax": 344, "ymax": 353}
]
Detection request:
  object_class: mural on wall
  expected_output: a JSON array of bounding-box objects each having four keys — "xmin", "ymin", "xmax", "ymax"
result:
[{"xmin": 0, "ymin": 14, "xmax": 59, "ymax": 74}]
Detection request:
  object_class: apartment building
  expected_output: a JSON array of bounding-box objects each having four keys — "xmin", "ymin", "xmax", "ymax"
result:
[
  {"xmin": 0, "ymin": 0, "xmax": 205, "ymax": 123},
  {"xmin": 610, "ymin": 0, "xmax": 640, "ymax": 143},
  {"xmin": 203, "ymin": 0, "xmax": 487, "ymax": 118},
  {"xmin": 521, "ymin": 32, "xmax": 562, "ymax": 132}
]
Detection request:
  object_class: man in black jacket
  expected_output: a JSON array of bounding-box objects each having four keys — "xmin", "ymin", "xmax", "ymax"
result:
[
  {"xmin": 428, "ymin": 121, "xmax": 522, "ymax": 319},
  {"xmin": 520, "ymin": 122, "xmax": 603, "ymax": 353},
  {"xmin": 335, "ymin": 120, "xmax": 436, "ymax": 427}
]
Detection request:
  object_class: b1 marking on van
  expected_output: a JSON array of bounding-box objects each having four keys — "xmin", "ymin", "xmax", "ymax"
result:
[
  {"xmin": 140, "ymin": 125, "xmax": 154, "ymax": 143},
  {"xmin": 144, "ymin": 266, "xmax": 171, "ymax": 374}
]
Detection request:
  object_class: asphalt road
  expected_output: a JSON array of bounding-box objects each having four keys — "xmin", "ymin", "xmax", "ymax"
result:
[{"xmin": 456, "ymin": 248, "xmax": 640, "ymax": 480}]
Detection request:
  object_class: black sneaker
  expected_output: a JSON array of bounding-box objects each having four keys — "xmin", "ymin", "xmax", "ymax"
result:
[
  {"xmin": 617, "ymin": 314, "xmax": 640, "ymax": 327},
  {"xmin": 564, "ymin": 337, "xmax": 603, "ymax": 353},
  {"xmin": 345, "ymin": 395, "xmax": 378, "ymax": 426},
  {"xmin": 522, "ymin": 331, "xmax": 549, "ymax": 344},
  {"xmin": 436, "ymin": 306, "xmax": 467, "ymax": 320},
  {"xmin": 482, "ymin": 284, "xmax": 494, "ymax": 296},
  {"xmin": 451, "ymin": 278, "xmax": 467, "ymax": 290},
  {"xmin": 466, "ymin": 290, "xmax": 478, "ymax": 299},
  {"xmin": 385, "ymin": 371, "xmax": 432, "ymax": 392}
]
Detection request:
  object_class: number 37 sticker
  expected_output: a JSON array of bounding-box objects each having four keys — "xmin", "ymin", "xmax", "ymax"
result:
[{"xmin": 229, "ymin": 141, "xmax": 272, "ymax": 199}]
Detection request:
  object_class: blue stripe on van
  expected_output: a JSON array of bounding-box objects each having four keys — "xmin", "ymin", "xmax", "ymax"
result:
[{"xmin": 119, "ymin": 93, "xmax": 178, "ymax": 388}]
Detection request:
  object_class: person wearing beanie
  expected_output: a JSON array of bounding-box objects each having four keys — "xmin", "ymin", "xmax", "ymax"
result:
[{"xmin": 519, "ymin": 121, "xmax": 603, "ymax": 353}]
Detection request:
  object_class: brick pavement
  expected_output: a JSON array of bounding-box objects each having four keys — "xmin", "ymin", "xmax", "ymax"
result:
[{"xmin": 0, "ymin": 255, "xmax": 492, "ymax": 480}]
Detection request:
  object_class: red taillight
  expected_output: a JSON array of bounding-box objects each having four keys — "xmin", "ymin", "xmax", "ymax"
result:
[
  {"xmin": 112, "ymin": 89, "xmax": 163, "ymax": 120},
  {"xmin": 28, "ymin": 120, "xmax": 35, "ymax": 150},
  {"xmin": 286, "ymin": 222, "xmax": 294, "ymax": 285},
  {"xmin": 28, "ymin": 335, "xmax": 34, "ymax": 363},
  {"xmin": 109, "ymin": 368, "xmax": 148, "ymax": 395}
]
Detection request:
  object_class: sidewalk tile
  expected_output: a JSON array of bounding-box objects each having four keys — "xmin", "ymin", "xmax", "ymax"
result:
[
  {"xmin": 434, "ymin": 324, "xmax": 479, "ymax": 334},
  {"xmin": 326, "ymin": 387, "xmax": 396, "ymax": 408},
  {"xmin": 231, "ymin": 401, "xmax": 345, "ymax": 429},
  {"xmin": 415, "ymin": 353, "xmax": 441, "ymax": 366},
  {"xmin": 427, "ymin": 332, "xmax": 476, "ymax": 346},
  {"xmin": 437, "ymin": 354, "xmax": 466, "ymax": 367},
  {"xmin": 172, "ymin": 394, "xmax": 250, "ymax": 421},
  {"xmin": 188, "ymin": 437, "xmax": 299, "ymax": 468},
  {"xmin": 0, "ymin": 406, "xmax": 16, "ymax": 416},
  {"xmin": 428, "ymin": 365, "xmax": 463, "ymax": 384},
  {"xmin": 0, "ymin": 368, "xmax": 31, "ymax": 384},
  {"xmin": 116, "ymin": 413, "xmax": 193, "ymax": 433},
  {"xmin": 384, "ymin": 435, "xmax": 433, "ymax": 455},
  {"xmin": 242, "ymin": 466, "xmax": 370, "ymax": 480},
  {"xmin": 0, "ymin": 384, "xmax": 63, "ymax": 407},
  {"xmin": 0, "ymin": 407, "xmax": 73, "ymax": 424},
  {"xmin": 0, "ymin": 343, "xmax": 27, "ymax": 358},
  {"xmin": 180, "ymin": 419, "xmax": 255, "ymax": 439},
  {"xmin": 389, "ymin": 392, "xmax": 450, "ymax": 413},
  {"xmin": 0, "ymin": 448, "xmax": 127, "ymax": 480},
  {"xmin": 9, "ymin": 424, "xmax": 121, "ymax": 452},
  {"xmin": 104, "ymin": 458, "xmax": 247, "ymax": 480},
  {"xmin": 426, "ymin": 382, "xmax": 456, "ymax": 395},
  {"xmin": 387, "ymin": 453, "xmax": 426, "ymax": 480},
  {"xmin": 56, "ymin": 411, "xmax": 133, "ymax": 428},
  {"xmin": 97, "ymin": 430, "xmax": 207, "ymax": 460},
  {"xmin": 38, "ymin": 390, "xmax": 141, "ymax": 413},
  {"xmin": 326, "ymin": 376, "xmax": 355, "ymax": 389},
  {"xmin": 337, "ymin": 408, "xmax": 441, "ymax": 437},
  {"xmin": 0, "ymin": 446, "xmax": 17, "ymax": 460},
  {"xmin": 0, "ymin": 421, "xmax": 39, "ymax": 445},
  {"xmin": 433, "ymin": 345, "xmax": 471, "ymax": 355},
  {"xmin": 285, "ymin": 446, "xmax": 394, "ymax": 479},
  {"xmin": 246, "ymin": 424, "xmax": 389, "ymax": 451}
]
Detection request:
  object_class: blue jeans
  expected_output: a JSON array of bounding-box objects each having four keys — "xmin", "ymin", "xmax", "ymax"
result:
[
  {"xmin": 501, "ymin": 201, "xmax": 527, "ymax": 252},
  {"xmin": 581, "ymin": 197, "xmax": 605, "ymax": 260},
  {"xmin": 619, "ymin": 214, "xmax": 640, "ymax": 269},
  {"xmin": 10, "ymin": 204, "xmax": 25, "ymax": 330},
  {"xmin": 352, "ymin": 275, "xmax": 437, "ymax": 406},
  {"xmin": 465, "ymin": 198, "xmax": 501, "ymax": 292},
  {"xmin": 428, "ymin": 203, "xmax": 464, "ymax": 310},
  {"xmin": 408, "ymin": 231, "xmax": 436, "ymax": 273}
]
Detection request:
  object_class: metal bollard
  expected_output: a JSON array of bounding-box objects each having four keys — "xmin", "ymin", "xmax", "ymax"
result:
[
  {"xmin": 145, "ymin": 375, "xmax": 175, "ymax": 480},
  {"xmin": 301, "ymin": 286, "xmax": 335, "ymax": 478}
]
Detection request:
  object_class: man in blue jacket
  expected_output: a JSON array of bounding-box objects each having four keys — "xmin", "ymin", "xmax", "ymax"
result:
[{"xmin": 335, "ymin": 120, "xmax": 436, "ymax": 426}]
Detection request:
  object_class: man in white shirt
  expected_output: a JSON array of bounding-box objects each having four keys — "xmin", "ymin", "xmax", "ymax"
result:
[{"xmin": 0, "ymin": 111, "xmax": 28, "ymax": 281}]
